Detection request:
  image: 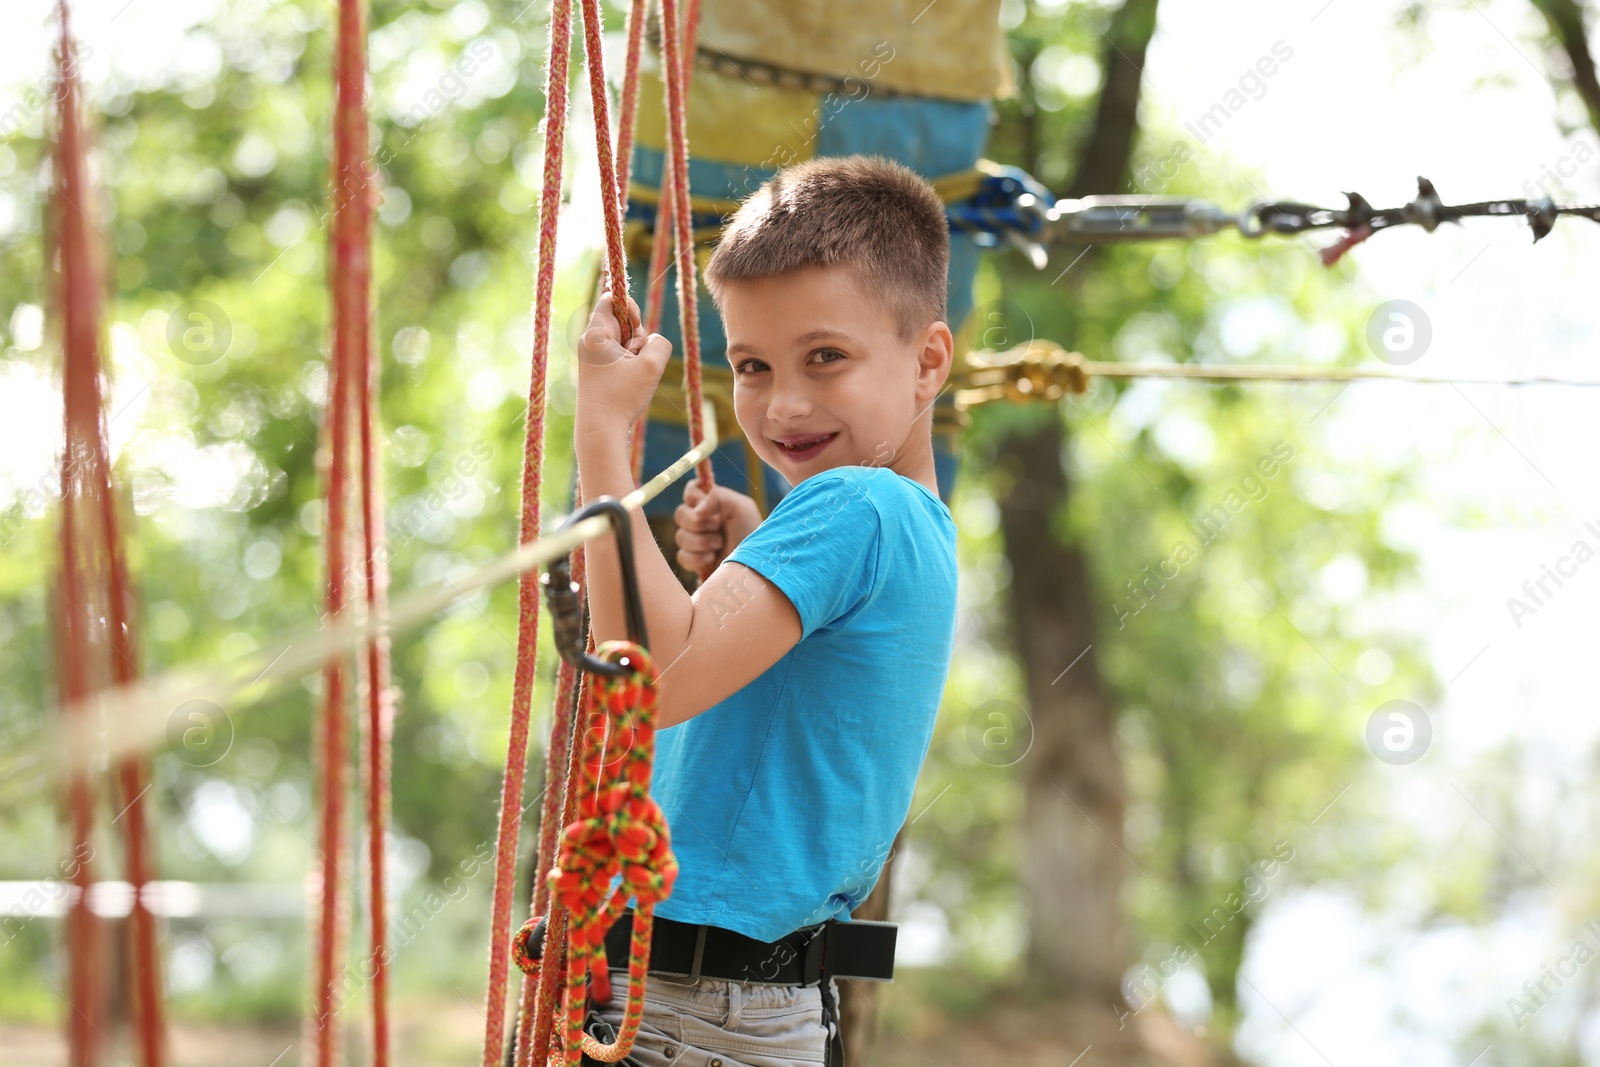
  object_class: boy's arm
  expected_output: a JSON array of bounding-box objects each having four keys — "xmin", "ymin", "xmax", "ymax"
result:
[{"xmin": 574, "ymin": 294, "xmax": 803, "ymax": 728}]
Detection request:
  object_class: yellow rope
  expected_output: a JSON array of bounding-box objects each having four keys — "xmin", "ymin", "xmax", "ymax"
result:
[{"xmin": 955, "ymin": 340, "xmax": 1600, "ymax": 407}]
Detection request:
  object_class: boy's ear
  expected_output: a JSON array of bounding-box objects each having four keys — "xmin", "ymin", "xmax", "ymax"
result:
[{"xmin": 915, "ymin": 321, "xmax": 955, "ymax": 404}]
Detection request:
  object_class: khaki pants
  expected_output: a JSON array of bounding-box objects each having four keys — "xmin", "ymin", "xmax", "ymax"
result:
[{"xmin": 585, "ymin": 965, "xmax": 842, "ymax": 1067}]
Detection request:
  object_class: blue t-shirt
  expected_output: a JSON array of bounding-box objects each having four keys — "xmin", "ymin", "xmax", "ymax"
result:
[{"xmin": 641, "ymin": 465, "xmax": 958, "ymax": 943}]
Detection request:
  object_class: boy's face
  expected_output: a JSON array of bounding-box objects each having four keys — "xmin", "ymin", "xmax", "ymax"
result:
[{"xmin": 720, "ymin": 264, "xmax": 951, "ymax": 484}]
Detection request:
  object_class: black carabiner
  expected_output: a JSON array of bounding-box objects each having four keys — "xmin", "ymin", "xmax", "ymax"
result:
[{"xmin": 540, "ymin": 497, "xmax": 649, "ymax": 677}]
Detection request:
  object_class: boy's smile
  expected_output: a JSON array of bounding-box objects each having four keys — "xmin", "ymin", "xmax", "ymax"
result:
[
  {"xmin": 720, "ymin": 264, "xmax": 953, "ymax": 492},
  {"xmin": 771, "ymin": 430, "xmax": 839, "ymax": 463}
]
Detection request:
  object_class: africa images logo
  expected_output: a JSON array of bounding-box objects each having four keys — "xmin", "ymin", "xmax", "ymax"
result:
[{"xmin": 1504, "ymin": 517, "xmax": 1600, "ymax": 629}]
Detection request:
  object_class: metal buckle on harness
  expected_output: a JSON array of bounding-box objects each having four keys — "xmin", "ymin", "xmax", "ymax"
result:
[{"xmin": 581, "ymin": 1010, "xmax": 647, "ymax": 1067}]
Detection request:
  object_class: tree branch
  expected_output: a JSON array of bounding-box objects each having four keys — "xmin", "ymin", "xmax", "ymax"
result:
[{"xmin": 1530, "ymin": 0, "xmax": 1600, "ymax": 139}]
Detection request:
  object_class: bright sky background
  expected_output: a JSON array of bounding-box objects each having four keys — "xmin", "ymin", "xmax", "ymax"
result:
[{"xmin": 4, "ymin": 0, "xmax": 1600, "ymax": 1063}]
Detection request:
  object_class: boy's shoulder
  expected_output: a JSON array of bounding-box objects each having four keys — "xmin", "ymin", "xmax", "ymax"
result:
[
  {"xmin": 783, "ymin": 465, "xmax": 950, "ymax": 521},
  {"xmin": 729, "ymin": 465, "xmax": 954, "ymax": 640}
]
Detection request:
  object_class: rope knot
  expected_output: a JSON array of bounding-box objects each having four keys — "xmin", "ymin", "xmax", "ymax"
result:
[{"xmin": 548, "ymin": 642, "xmax": 676, "ymax": 942}]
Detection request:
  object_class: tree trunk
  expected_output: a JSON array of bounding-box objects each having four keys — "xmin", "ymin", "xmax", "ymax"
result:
[
  {"xmin": 1530, "ymin": 0, "xmax": 1600, "ymax": 138},
  {"xmin": 998, "ymin": 421, "xmax": 1127, "ymax": 1001},
  {"xmin": 838, "ymin": 826, "xmax": 901, "ymax": 1065},
  {"xmin": 994, "ymin": 0, "xmax": 1191, "ymax": 1039},
  {"xmin": 991, "ymin": 10, "xmax": 1222, "ymax": 1065}
]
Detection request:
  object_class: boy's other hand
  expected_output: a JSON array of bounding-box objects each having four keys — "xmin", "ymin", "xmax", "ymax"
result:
[
  {"xmin": 575, "ymin": 292, "xmax": 672, "ymax": 439},
  {"xmin": 673, "ymin": 482, "xmax": 761, "ymax": 575}
]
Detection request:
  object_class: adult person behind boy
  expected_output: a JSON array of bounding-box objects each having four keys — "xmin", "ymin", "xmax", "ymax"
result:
[{"xmin": 572, "ymin": 154, "xmax": 958, "ymax": 1067}]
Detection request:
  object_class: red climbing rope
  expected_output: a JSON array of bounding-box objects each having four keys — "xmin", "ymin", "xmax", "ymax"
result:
[
  {"xmin": 308, "ymin": 0, "xmax": 377, "ymax": 1060},
  {"xmin": 51, "ymin": 2, "xmax": 165, "ymax": 1064},
  {"xmin": 492, "ymin": 0, "xmax": 712, "ymax": 1058},
  {"xmin": 614, "ymin": 0, "xmax": 646, "ymax": 218},
  {"xmin": 479, "ymin": 0, "xmax": 576, "ymax": 1057},
  {"xmin": 516, "ymin": 651, "xmax": 585, "ymax": 1067},
  {"xmin": 581, "ymin": 0, "xmax": 635, "ymax": 340},
  {"xmin": 102, "ymin": 356, "xmax": 163, "ymax": 1066},
  {"xmin": 340, "ymin": 0, "xmax": 395, "ymax": 1060},
  {"xmin": 494, "ymin": 0, "xmax": 638, "ymax": 1058},
  {"xmin": 52, "ymin": 4, "xmax": 107, "ymax": 1058},
  {"xmin": 658, "ymin": 0, "xmax": 714, "ymax": 501},
  {"xmin": 640, "ymin": 0, "xmax": 703, "ymax": 340},
  {"xmin": 309, "ymin": 188, "xmax": 351, "ymax": 1067},
  {"xmin": 630, "ymin": 0, "xmax": 700, "ymax": 483},
  {"xmin": 358, "ymin": 312, "xmax": 395, "ymax": 1067},
  {"xmin": 620, "ymin": 0, "xmax": 652, "ymax": 483},
  {"xmin": 509, "ymin": 0, "xmax": 645, "ymax": 1041}
]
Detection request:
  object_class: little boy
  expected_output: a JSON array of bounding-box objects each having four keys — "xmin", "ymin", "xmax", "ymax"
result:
[{"xmin": 572, "ymin": 154, "xmax": 958, "ymax": 1067}]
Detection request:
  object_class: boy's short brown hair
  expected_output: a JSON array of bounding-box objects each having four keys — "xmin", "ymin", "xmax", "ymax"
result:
[{"xmin": 703, "ymin": 154, "xmax": 950, "ymax": 344}]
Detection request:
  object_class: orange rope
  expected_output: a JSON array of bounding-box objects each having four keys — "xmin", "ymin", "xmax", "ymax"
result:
[
  {"xmin": 514, "ymin": 646, "xmax": 676, "ymax": 1066},
  {"xmin": 307, "ymin": 0, "xmax": 375, "ymax": 1060},
  {"xmin": 52, "ymin": 2, "xmax": 164, "ymax": 1063},
  {"xmin": 658, "ymin": 0, "xmax": 715, "ymax": 512},
  {"xmin": 52, "ymin": 3, "xmax": 106, "ymax": 1058},
  {"xmin": 624, "ymin": 0, "xmax": 651, "ymax": 486},
  {"xmin": 632, "ymin": 0, "xmax": 702, "ymax": 484},
  {"xmin": 639, "ymin": 0, "xmax": 703, "ymax": 343},
  {"xmin": 343, "ymin": 0, "xmax": 394, "ymax": 1059},
  {"xmin": 614, "ymin": 0, "xmax": 647, "ymax": 226},
  {"xmin": 310, "ymin": 162, "xmax": 352, "ymax": 1067},
  {"xmin": 516, "ymin": 653, "xmax": 583, "ymax": 1067},
  {"xmin": 480, "ymin": 0, "xmax": 576, "ymax": 1057},
  {"xmin": 580, "ymin": 0, "xmax": 635, "ymax": 337},
  {"xmin": 507, "ymin": 0, "xmax": 645, "ymax": 1059},
  {"xmin": 497, "ymin": 0, "xmax": 711, "ymax": 1057}
]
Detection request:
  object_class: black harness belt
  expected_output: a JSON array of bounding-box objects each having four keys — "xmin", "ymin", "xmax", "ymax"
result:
[{"xmin": 601, "ymin": 909, "xmax": 897, "ymax": 985}]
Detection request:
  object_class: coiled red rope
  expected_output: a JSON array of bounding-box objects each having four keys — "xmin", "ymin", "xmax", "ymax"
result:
[{"xmin": 513, "ymin": 644, "xmax": 676, "ymax": 1065}]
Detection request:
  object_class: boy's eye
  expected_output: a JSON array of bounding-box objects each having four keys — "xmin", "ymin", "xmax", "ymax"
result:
[
  {"xmin": 814, "ymin": 349, "xmax": 846, "ymax": 365},
  {"xmin": 734, "ymin": 358, "xmax": 769, "ymax": 375}
]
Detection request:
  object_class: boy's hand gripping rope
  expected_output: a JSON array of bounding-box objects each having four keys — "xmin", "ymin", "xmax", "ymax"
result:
[{"xmin": 513, "ymin": 499, "xmax": 678, "ymax": 1065}]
